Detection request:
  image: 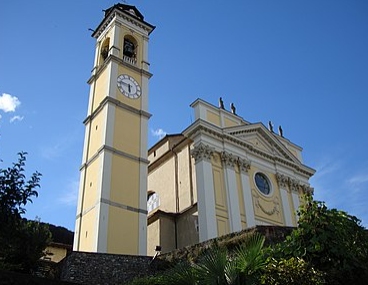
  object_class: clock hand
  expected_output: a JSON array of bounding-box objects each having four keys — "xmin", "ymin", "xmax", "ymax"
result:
[{"xmin": 128, "ymin": 84, "xmax": 131, "ymax": 93}]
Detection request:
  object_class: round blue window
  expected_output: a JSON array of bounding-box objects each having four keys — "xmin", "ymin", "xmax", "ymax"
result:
[{"xmin": 255, "ymin": 173, "xmax": 271, "ymax": 195}]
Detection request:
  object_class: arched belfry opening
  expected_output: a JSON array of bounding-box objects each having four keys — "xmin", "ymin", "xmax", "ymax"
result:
[
  {"xmin": 100, "ymin": 38, "xmax": 110, "ymax": 64},
  {"xmin": 123, "ymin": 35, "xmax": 137, "ymax": 62}
]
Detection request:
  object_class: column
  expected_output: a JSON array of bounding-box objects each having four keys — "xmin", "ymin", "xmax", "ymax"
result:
[
  {"xmin": 221, "ymin": 151, "xmax": 242, "ymax": 233},
  {"xmin": 238, "ymin": 158, "xmax": 255, "ymax": 228},
  {"xmin": 276, "ymin": 173, "xmax": 293, "ymax": 227},
  {"xmin": 289, "ymin": 179, "xmax": 301, "ymax": 221},
  {"xmin": 191, "ymin": 143, "xmax": 217, "ymax": 242}
]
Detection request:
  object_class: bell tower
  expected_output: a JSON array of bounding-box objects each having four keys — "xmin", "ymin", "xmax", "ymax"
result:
[{"xmin": 73, "ymin": 4, "xmax": 155, "ymax": 255}]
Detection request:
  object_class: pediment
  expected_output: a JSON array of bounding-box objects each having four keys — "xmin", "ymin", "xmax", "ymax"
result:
[{"xmin": 225, "ymin": 123, "xmax": 300, "ymax": 164}]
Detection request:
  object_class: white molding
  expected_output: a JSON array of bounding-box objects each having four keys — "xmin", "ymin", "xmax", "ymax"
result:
[
  {"xmin": 280, "ymin": 187, "xmax": 293, "ymax": 226},
  {"xmin": 240, "ymin": 172, "xmax": 255, "ymax": 227},
  {"xmin": 291, "ymin": 191, "xmax": 300, "ymax": 221},
  {"xmin": 141, "ymin": 75, "xmax": 149, "ymax": 113},
  {"xmin": 223, "ymin": 165, "xmax": 242, "ymax": 232},
  {"xmin": 195, "ymin": 158, "xmax": 217, "ymax": 241},
  {"xmin": 139, "ymin": 162, "xmax": 148, "ymax": 255},
  {"xmin": 103, "ymin": 103, "xmax": 116, "ymax": 147}
]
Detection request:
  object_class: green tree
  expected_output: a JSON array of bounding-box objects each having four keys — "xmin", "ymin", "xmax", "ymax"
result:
[
  {"xmin": 275, "ymin": 194, "xmax": 368, "ymax": 284},
  {"xmin": 0, "ymin": 152, "xmax": 51, "ymax": 272}
]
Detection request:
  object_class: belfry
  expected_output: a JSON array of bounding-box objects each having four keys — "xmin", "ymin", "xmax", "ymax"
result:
[{"xmin": 74, "ymin": 4, "xmax": 155, "ymax": 255}]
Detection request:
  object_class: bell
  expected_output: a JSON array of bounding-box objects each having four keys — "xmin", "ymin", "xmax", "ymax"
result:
[{"xmin": 123, "ymin": 40, "xmax": 135, "ymax": 57}]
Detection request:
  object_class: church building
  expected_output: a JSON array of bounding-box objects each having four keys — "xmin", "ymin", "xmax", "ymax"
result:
[{"xmin": 73, "ymin": 4, "xmax": 315, "ymax": 257}]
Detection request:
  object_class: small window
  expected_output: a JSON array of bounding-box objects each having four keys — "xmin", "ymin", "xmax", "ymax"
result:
[
  {"xmin": 255, "ymin": 173, "xmax": 271, "ymax": 195},
  {"xmin": 147, "ymin": 192, "xmax": 160, "ymax": 213},
  {"xmin": 100, "ymin": 38, "xmax": 110, "ymax": 63}
]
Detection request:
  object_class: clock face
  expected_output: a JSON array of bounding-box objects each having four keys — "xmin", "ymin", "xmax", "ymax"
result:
[{"xmin": 117, "ymin": 74, "xmax": 141, "ymax": 99}]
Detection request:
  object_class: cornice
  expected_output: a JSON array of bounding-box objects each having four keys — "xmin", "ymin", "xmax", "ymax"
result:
[
  {"xmin": 84, "ymin": 96, "xmax": 152, "ymax": 126},
  {"xmin": 88, "ymin": 55, "xmax": 153, "ymax": 85},
  {"xmin": 93, "ymin": 9, "xmax": 154, "ymax": 39},
  {"xmin": 184, "ymin": 120, "xmax": 315, "ymax": 177}
]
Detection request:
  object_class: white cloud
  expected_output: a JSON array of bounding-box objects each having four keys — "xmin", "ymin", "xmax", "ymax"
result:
[
  {"xmin": 10, "ymin": 115, "xmax": 24, "ymax": 123},
  {"xmin": 0, "ymin": 93, "xmax": 20, "ymax": 112},
  {"xmin": 347, "ymin": 173, "xmax": 368, "ymax": 186},
  {"xmin": 151, "ymin": 128, "xmax": 166, "ymax": 139},
  {"xmin": 0, "ymin": 114, "xmax": 2, "ymax": 121},
  {"xmin": 59, "ymin": 179, "xmax": 79, "ymax": 206}
]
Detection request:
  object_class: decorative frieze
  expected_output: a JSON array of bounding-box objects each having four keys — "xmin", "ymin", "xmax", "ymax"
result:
[
  {"xmin": 276, "ymin": 173, "xmax": 289, "ymax": 188},
  {"xmin": 237, "ymin": 158, "xmax": 251, "ymax": 173},
  {"xmin": 220, "ymin": 151, "xmax": 237, "ymax": 168},
  {"xmin": 191, "ymin": 143, "xmax": 214, "ymax": 162}
]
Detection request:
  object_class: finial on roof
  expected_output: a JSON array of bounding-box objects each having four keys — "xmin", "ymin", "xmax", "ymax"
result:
[
  {"xmin": 230, "ymin": 103, "xmax": 236, "ymax": 115},
  {"xmin": 268, "ymin": 121, "xmax": 274, "ymax": 132},
  {"xmin": 219, "ymin": 97, "xmax": 224, "ymax": 109},
  {"xmin": 278, "ymin": 125, "xmax": 283, "ymax": 137}
]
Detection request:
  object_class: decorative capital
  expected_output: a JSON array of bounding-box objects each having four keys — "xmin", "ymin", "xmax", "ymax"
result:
[
  {"xmin": 288, "ymin": 178, "xmax": 300, "ymax": 192},
  {"xmin": 191, "ymin": 143, "xmax": 214, "ymax": 162},
  {"xmin": 276, "ymin": 173, "xmax": 289, "ymax": 188},
  {"xmin": 301, "ymin": 184, "xmax": 314, "ymax": 195},
  {"xmin": 237, "ymin": 158, "xmax": 251, "ymax": 172},
  {"xmin": 221, "ymin": 151, "xmax": 237, "ymax": 168}
]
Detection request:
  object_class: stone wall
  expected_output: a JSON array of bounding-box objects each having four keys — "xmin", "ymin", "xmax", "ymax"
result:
[
  {"xmin": 59, "ymin": 252, "xmax": 157, "ymax": 285},
  {"xmin": 59, "ymin": 226, "xmax": 293, "ymax": 284}
]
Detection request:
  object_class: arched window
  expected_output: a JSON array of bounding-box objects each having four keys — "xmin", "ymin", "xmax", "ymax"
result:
[
  {"xmin": 147, "ymin": 192, "xmax": 160, "ymax": 213},
  {"xmin": 123, "ymin": 35, "xmax": 137, "ymax": 60},
  {"xmin": 100, "ymin": 38, "xmax": 110, "ymax": 64}
]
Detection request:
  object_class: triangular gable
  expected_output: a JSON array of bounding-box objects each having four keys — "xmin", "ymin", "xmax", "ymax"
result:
[{"xmin": 224, "ymin": 123, "xmax": 301, "ymax": 164}]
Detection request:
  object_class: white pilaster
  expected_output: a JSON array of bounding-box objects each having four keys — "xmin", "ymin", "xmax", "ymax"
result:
[
  {"xmin": 280, "ymin": 188, "xmax": 293, "ymax": 226},
  {"xmin": 192, "ymin": 143, "xmax": 217, "ymax": 241},
  {"xmin": 239, "ymin": 169, "xmax": 255, "ymax": 228},
  {"xmin": 138, "ymin": 161, "xmax": 148, "ymax": 255},
  {"xmin": 291, "ymin": 191, "xmax": 300, "ymax": 221},
  {"xmin": 221, "ymin": 152, "xmax": 242, "ymax": 233}
]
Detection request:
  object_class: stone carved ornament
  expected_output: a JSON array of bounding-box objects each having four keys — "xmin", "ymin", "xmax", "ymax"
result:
[
  {"xmin": 220, "ymin": 151, "xmax": 251, "ymax": 172},
  {"xmin": 252, "ymin": 190, "xmax": 280, "ymax": 216},
  {"xmin": 220, "ymin": 151, "xmax": 237, "ymax": 167},
  {"xmin": 276, "ymin": 172, "xmax": 313, "ymax": 195},
  {"xmin": 191, "ymin": 143, "xmax": 214, "ymax": 161}
]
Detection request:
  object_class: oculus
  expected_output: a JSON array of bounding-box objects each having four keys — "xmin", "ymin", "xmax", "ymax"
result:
[{"xmin": 255, "ymin": 172, "xmax": 271, "ymax": 195}]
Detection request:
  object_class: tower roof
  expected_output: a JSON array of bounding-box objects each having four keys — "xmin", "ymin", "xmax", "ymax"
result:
[
  {"xmin": 92, "ymin": 3, "xmax": 155, "ymax": 38},
  {"xmin": 104, "ymin": 4, "xmax": 145, "ymax": 21}
]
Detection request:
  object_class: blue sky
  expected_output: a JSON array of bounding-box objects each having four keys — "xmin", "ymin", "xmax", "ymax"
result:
[{"xmin": 0, "ymin": 0, "xmax": 367, "ymax": 230}]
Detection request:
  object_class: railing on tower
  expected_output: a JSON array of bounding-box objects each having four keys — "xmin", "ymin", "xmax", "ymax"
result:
[{"xmin": 123, "ymin": 55, "xmax": 137, "ymax": 66}]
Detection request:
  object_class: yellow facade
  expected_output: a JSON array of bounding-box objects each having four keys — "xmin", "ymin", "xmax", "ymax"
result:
[{"xmin": 74, "ymin": 4, "xmax": 155, "ymax": 255}]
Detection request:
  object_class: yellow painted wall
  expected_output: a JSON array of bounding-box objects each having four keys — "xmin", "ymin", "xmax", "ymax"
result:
[
  {"xmin": 83, "ymin": 158, "xmax": 100, "ymax": 212},
  {"xmin": 159, "ymin": 216, "xmax": 176, "ymax": 254},
  {"xmin": 178, "ymin": 145, "xmax": 192, "ymax": 211},
  {"xmin": 248, "ymin": 166, "xmax": 284, "ymax": 225},
  {"xmin": 147, "ymin": 218, "xmax": 160, "ymax": 256},
  {"xmin": 79, "ymin": 208, "xmax": 96, "ymax": 252},
  {"xmin": 87, "ymin": 111, "xmax": 104, "ymax": 160},
  {"xmin": 224, "ymin": 117, "xmax": 238, "ymax": 127},
  {"xmin": 107, "ymin": 207, "xmax": 138, "ymax": 254},
  {"xmin": 43, "ymin": 246, "xmax": 68, "ymax": 263},
  {"xmin": 116, "ymin": 66, "xmax": 142, "ymax": 109},
  {"xmin": 113, "ymin": 107, "xmax": 140, "ymax": 158},
  {"xmin": 92, "ymin": 69, "xmax": 108, "ymax": 112},
  {"xmin": 211, "ymin": 152, "xmax": 230, "ymax": 236},
  {"xmin": 177, "ymin": 208, "xmax": 199, "ymax": 249},
  {"xmin": 110, "ymin": 155, "xmax": 139, "ymax": 208},
  {"xmin": 148, "ymin": 157, "xmax": 176, "ymax": 213},
  {"xmin": 206, "ymin": 110, "xmax": 221, "ymax": 127}
]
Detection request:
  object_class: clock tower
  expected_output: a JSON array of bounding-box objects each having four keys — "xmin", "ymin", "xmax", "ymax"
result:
[{"xmin": 73, "ymin": 4, "xmax": 155, "ymax": 255}]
